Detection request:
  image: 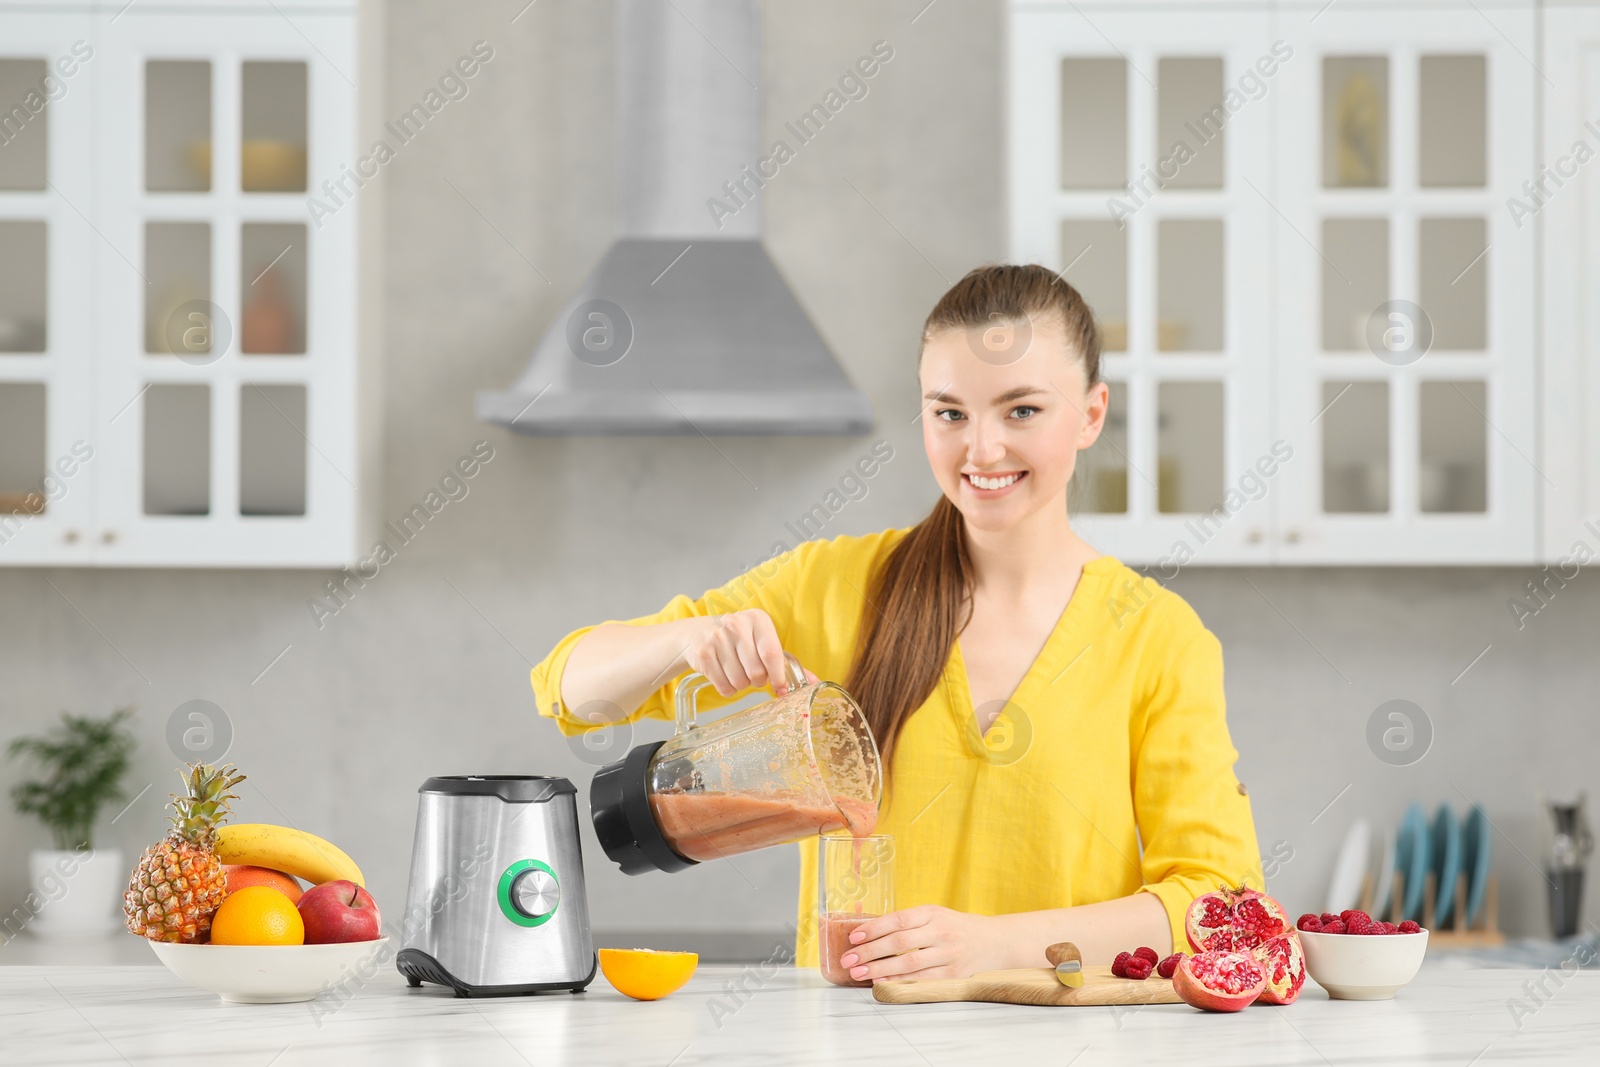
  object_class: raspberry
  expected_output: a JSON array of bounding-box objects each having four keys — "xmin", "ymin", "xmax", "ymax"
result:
[
  {"xmin": 1156, "ymin": 953, "xmax": 1184, "ymax": 979},
  {"xmin": 1133, "ymin": 946, "xmax": 1159, "ymax": 966},
  {"xmin": 1380, "ymin": 921, "xmax": 1398, "ymax": 934},
  {"xmin": 1354, "ymin": 919, "xmax": 1385, "ymax": 935},
  {"xmin": 1398, "ymin": 920, "xmax": 1422, "ymax": 934},
  {"xmin": 1341, "ymin": 910, "xmax": 1371, "ymax": 926},
  {"xmin": 1321, "ymin": 919, "xmax": 1347, "ymax": 934},
  {"xmin": 1296, "ymin": 914, "xmax": 1322, "ymax": 932},
  {"xmin": 1123, "ymin": 957, "xmax": 1154, "ymax": 980},
  {"xmin": 1320, "ymin": 912, "xmax": 1340, "ymax": 925},
  {"xmin": 1111, "ymin": 951, "xmax": 1133, "ymax": 977}
]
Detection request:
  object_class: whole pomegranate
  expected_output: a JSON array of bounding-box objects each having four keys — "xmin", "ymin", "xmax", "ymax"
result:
[
  {"xmin": 1173, "ymin": 950, "xmax": 1266, "ymax": 1012},
  {"xmin": 1185, "ymin": 884, "xmax": 1305, "ymax": 1006}
]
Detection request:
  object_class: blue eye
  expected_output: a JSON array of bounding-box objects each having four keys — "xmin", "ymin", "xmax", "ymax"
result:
[
  {"xmin": 1011, "ymin": 406, "xmax": 1039, "ymax": 419},
  {"xmin": 935, "ymin": 408, "xmax": 965, "ymax": 422}
]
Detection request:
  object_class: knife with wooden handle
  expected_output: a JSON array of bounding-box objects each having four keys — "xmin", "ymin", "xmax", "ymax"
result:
[{"xmin": 1046, "ymin": 941, "xmax": 1083, "ymax": 987}]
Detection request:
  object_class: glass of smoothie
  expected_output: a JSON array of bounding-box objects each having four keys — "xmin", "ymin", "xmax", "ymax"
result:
[{"xmin": 818, "ymin": 833, "xmax": 894, "ymax": 987}]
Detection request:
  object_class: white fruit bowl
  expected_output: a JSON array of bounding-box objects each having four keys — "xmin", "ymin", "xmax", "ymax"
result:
[
  {"xmin": 1299, "ymin": 929, "xmax": 1428, "ymax": 1000},
  {"xmin": 147, "ymin": 936, "xmax": 391, "ymax": 1004}
]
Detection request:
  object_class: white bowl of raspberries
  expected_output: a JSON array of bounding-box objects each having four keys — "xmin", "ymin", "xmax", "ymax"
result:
[{"xmin": 1295, "ymin": 911, "xmax": 1429, "ymax": 1001}]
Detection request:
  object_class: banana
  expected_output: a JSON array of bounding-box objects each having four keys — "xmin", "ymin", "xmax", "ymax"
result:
[{"xmin": 216, "ymin": 823, "xmax": 365, "ymax": 887}]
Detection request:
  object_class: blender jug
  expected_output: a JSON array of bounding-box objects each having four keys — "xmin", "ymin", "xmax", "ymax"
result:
[{"xmin": 590, "ymin": 653, "xmax": 882, "ymax": 875}]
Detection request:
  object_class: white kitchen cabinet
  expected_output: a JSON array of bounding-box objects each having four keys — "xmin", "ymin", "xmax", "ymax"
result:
[
  {"xmin": 0, "ymin": 8, "xmax": 98, "ymax": 563},
  {"xmin": 0, "ymin": 0, "xmax": 381, "ymax": 567},
  {"xmin": 1271, "ymin": 4, "xmax": 1538, "ymax": 564},
  {"xmin": 1009, "ymin": 1, "xmax": 1544, "ymax": 565},
  {"xmin": 1009, "ymin": 3, "xmax": 1279, "ymax": 566},
  {"xmin": 1541, "ymin": 3, "xmax": 1600, "ymax": 562}
]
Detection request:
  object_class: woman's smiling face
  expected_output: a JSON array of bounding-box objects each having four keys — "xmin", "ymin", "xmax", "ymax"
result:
[{"xmin": 918, "ymin": 313, "xmax": 1109, "ymax": 533}]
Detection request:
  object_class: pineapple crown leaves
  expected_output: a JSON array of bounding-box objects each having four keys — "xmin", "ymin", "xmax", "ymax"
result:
[{"xmin": 166, "ymin": 762, "xmax": 246, "ymax": 845}]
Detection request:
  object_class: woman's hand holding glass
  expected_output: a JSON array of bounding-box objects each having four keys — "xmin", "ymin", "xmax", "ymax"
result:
[{"xmin": 837, "ymin": 905, "xmax": 1005, "ymax": 982}]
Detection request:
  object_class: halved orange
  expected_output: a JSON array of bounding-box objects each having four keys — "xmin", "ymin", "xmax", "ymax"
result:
[{"xmin": 598, "ymin": 947, "xmax": 698, "ymax": 1001}]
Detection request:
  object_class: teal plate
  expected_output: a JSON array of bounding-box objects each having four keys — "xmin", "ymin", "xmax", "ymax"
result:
[
  {"xmin": 1433, "ymin": 803, "xmax": 1462, "ymax": 927},
  {"xmin": 1462, "ymin": 804, "xmax": 1492, "ymax": 927},
  {"xmin": 1396, "ymin": 803, "xmax": 1430, "ymax": 922}
]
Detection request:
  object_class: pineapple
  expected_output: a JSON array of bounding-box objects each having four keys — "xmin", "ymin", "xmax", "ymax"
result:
[{"xmin": 124, "ymin": 762, "xmax": 246, "ymax": 943}]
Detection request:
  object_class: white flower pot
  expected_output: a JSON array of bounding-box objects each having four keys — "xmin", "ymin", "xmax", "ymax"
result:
[{"xmin": 24, "ymin": 848, "xmax": 125, "ymax": 940}]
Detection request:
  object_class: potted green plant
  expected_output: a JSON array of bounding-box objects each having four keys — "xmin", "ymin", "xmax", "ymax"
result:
[{"xmin": 7, "ymin": 709, "xmax": 137, "ymax": 939}]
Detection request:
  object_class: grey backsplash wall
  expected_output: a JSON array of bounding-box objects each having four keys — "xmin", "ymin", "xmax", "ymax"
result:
[{"xmin": 2, "ymin": 1, "xmax": 1595, "ymax": 953}]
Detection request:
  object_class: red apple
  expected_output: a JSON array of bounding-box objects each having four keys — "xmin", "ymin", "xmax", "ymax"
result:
[{"xmin": 297, "ymin": 880, "xmax": 382, "ymax": 944}]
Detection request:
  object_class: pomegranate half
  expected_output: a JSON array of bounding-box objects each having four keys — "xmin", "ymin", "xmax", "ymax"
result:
[
  {"xmin": 1185, "ymin": 884, "xmax": 1290, "ymax": 953},
  {"xmin": 1173, "ymin": 950, "xmax": 1267, "ymax": 1013}
]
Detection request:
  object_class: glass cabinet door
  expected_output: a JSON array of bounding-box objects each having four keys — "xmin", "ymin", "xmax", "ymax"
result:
[
  {"xmin": 1272, "ymin": 8, "xmax": 1537, "ymax": 563},
  {"xmin": 92, "ymin": 8, "xmax": 359, "ymax": 565},
  {"xmin": 1010, "ymin": 6, "xmax": 1277, "ymax": 564},
  {"xmin": 0, "ymin": 15, "xmax": 97, "ymax": 562}
]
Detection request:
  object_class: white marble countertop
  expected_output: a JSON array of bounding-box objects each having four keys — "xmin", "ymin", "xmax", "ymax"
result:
[{"xmin": 3, "ymin": 957, "xmax": 1598, "ymax": 1066}]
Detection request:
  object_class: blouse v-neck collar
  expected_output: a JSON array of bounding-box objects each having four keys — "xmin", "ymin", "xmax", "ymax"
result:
[{"xmin": 945, "ymin": 555, "xmax": 1123, "ymax": 732}]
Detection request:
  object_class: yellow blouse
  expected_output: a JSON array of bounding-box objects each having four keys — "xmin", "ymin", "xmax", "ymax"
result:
[{"xmin": 530, "ymin": 528, "xmax": 1263, "ymax": 968}]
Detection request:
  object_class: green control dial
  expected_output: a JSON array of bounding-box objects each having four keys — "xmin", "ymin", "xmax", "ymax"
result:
[{"xmin": 497, "ymin": 859, "xmax": 560, "ymax": 927}]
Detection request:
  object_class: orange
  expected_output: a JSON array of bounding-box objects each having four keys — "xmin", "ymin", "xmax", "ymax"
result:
[
  {"xmin": 598, "ymin": 947, "xmax": 698, "ymax": 1001},
  {"xmin": 224, "ymin": 865, "xmax": 304, "ymax": 904},
  {"xmin": 209, "ymin": 885, "xmax": 305, "ymax": 946}
]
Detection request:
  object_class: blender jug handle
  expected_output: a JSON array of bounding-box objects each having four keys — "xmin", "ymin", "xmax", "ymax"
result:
[{"xmin": 673, "ymin": 652, "xmax": 809, "ymax": 733}]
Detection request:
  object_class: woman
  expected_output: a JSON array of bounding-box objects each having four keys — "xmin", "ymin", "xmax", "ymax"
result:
[{"xmin": 532, "ymin": 264, "xmax": 1262, "ymax": 982}]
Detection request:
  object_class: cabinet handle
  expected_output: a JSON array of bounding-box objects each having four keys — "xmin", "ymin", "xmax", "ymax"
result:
[
  {"xmin": 1248, "ymin": 528, "xmax": 1264, "ymax": 544},
  {"xmin": 1285, "ymin": 528, "xmax": 1302, "ymax": 544},
  {"xmin": 63, "ymin": 529, "xmax": 80, "ymax": 544},
  {"xmin": 101, "ymin": 530, "xmax": 118, "ymax": 545}
]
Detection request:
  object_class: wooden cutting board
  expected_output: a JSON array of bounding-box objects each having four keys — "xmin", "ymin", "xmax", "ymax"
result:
[{"xmin": 872, "ymin": 942, "xmax": 1184, "ymax": 1007}]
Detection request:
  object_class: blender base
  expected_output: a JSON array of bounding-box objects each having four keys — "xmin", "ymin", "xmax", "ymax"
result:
[{"xmin": 395, "ymin": 948, "xmax": 597, "ymax": 998}]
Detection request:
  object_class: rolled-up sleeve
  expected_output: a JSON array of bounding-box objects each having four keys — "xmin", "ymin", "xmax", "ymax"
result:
[
  {"xmin": 530, "ymin": 545, "xmax": 808, "ymax": 738},
  {"xmin": 1130, "ymin": 624, "xmax": 1264, "ymax": 952}
]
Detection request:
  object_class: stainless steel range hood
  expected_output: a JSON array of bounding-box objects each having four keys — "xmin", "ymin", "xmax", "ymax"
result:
[{"xmin": 477, "ymin": 0, "xmax": 873, "ymax": 436}]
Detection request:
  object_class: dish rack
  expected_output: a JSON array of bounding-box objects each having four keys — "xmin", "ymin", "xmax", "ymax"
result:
[{"xmin": 1357, "ymin": 869, "xmax": 1504, "ymax": 947}]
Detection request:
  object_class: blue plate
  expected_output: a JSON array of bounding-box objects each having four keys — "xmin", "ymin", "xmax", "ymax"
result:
[
  {"xmin": 1462, "ymin": 804, "xmax": 1492, "ymax": 927},
  {"xmin": 1395, "ymin": 803, "xmax": 1430, "ymax": 922},
  {"xmin": 1433, "ymin": 803, "xmax": 1462, "ymax": 926}
]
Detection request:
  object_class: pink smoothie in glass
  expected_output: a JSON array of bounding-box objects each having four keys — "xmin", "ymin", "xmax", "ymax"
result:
[{"xmin": 820, "ymin": 911, "xmax": 879, "ymax": 987}]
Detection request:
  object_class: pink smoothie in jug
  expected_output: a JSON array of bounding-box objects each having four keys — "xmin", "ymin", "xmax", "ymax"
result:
[{"xmin": 649, "ymin": 791, "xmax": 877, "ymax": 862}]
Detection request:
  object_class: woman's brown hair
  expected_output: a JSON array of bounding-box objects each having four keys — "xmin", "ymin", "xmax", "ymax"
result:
[{"xmin": 844, "ymin": 264, "xmax": 1102, "ymax": 788}]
